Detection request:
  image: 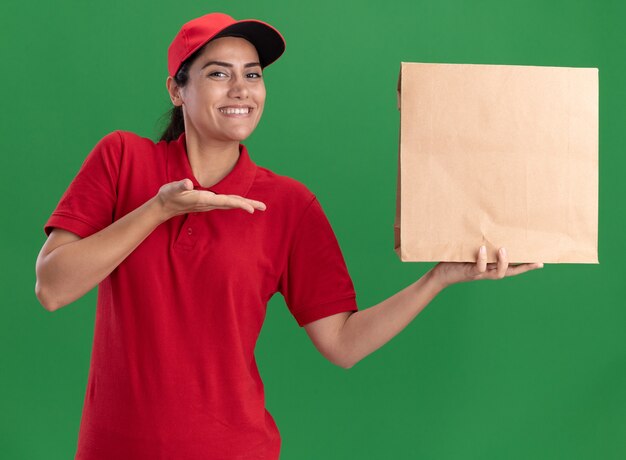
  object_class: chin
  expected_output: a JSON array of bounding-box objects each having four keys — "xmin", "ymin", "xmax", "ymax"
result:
[{"xmin": 227, "ymin": 129, "xmax": 256, "ymax": 142}]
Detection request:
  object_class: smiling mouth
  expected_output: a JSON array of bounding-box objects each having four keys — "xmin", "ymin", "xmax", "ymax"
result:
[{"xmin": 219, "ymin": 107, "xmax": 252, "ymax": 115}]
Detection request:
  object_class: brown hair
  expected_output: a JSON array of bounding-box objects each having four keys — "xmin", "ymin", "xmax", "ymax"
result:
[{"xmin": 158, "ymin": 43, "xmax": 209, "ymax": 142}]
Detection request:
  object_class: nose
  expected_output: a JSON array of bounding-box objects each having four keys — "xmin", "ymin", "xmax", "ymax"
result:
[{"xmin": 227, "ymin": 74, "xmax": 248, "ymax": 99}]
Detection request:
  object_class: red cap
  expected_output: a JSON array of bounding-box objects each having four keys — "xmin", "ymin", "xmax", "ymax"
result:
[{"xmin": 167, "ymin": 12, "xmax": 286, "ymax": 78}]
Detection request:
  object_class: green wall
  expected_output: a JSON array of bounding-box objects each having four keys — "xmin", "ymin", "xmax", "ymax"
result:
[{"xmin": 2, "ymin": 0, "xmax": 624, "ymax": 458}]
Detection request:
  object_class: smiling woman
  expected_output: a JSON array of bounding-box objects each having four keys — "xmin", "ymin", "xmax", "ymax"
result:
[
  {"xmin": 165, "ymin": 37, "xmax": 267, "ymax": 155},
  {"xmin": 35, "ymin": 10, "xmax": 543, "ymax": 460},
  {"xmin": 35, "ymin": 11, "xmax": 362, "ymax": 460}
]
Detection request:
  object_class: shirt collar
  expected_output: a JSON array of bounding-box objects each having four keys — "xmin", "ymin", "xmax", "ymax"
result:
[{"xmin": 166, "ymin": 131, "xmax": 257, "ymax": 197}]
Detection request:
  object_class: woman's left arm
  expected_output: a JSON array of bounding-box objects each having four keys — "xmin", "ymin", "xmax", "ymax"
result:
[{"xmin": 335, "ymin": 246, "xmax": 543, "ymax": 369}]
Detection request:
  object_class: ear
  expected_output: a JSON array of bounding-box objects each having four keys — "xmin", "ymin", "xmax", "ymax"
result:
[{"xmin": 166, "ymin": 76, "xmax": 184, "ymax": 107}]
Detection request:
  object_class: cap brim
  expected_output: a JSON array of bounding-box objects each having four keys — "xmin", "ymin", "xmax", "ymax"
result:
[{"xmin": 214, "ymin": 20, "xmax": 286, "ymax": 68}]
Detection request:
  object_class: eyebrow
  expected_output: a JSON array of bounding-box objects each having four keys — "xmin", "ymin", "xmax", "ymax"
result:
[{"xmin": 201, "ymin": 60, "xmax": 261, "ymax": 70}]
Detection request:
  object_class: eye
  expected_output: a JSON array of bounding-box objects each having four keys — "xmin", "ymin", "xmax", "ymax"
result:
[
  {"xmin": 247, "ymin": 72, "xmax": 262, "ymax": 79},
  {"xmin": 208, "ymin": 71, "xmax": 227, "ymax": 78}
]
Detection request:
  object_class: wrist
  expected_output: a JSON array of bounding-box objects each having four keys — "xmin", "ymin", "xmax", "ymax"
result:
[
  {"xmin": 426, "ymin": 264, "xmax": 448, "ymax": 293},
  {"xmin": 146, "ymin": 195, "xmax": 172, "ymax": 224}
]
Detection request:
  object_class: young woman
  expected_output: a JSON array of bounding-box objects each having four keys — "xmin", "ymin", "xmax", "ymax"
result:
[{"xmin": 35, "ymin": 12, "xmax": 543, "ymax": 460}]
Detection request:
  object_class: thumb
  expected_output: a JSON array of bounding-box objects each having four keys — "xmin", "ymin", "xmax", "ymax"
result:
[{"xmin": 179, "ymin": 178, "xmax": 193, "ymax": 191}]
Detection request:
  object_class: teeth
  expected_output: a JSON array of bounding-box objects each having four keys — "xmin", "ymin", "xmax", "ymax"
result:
[{"xmin": 220, "ymin": 107, "xmax": 250, "ymax": 114}]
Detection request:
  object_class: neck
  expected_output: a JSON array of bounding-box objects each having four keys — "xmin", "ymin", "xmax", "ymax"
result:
[{"xmin": 184, "ymin": 128, "xmax": 240, "ymax": 188}]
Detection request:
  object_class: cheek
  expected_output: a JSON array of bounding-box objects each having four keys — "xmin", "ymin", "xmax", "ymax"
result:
[
  {"xmin": 255, "ymin": 82, "xmax": 266, "ymax": 101},
  {"xmin": 255, "ymin": 89, "xmax": 266, "ymax": 115}
]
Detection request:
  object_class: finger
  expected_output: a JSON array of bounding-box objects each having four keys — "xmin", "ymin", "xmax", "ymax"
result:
[
  {"xmin": 248, "ymin": 200, "xmax": 267, "ymax": 211},
  {"xmin": 244, "ymin": 199, "xmax": 266, "ymax": 210},
  {"xmin": 218, "ymin": 195, "xmax": 256, "ymax": 213},
  {"xmin": 505, "ymin": 262, "xmax": 544, "ymax": 277},
  {"xmin": 225, "ymin": 195, "xmax": 267, "ymax": 211},
  {"xmin": 476, "ymin": 245, "xmax": 488, "ymax": 273},
  {"xmin": 194, "ymin": 193, "xmax": 252, "ymax": 213},
  {"xmin": 179, "ymin": 178, "xmax": 193, "ymax": 191},
  {"xmin": 496, "ymin": 247, "xmax": 509, "ymax": 279}
]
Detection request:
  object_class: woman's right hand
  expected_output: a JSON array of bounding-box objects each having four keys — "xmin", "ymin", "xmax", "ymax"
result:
[
  {"xmin": 36, "ymin": 177, "xmax": 266, "ymax": 312},
  {"xmin": 156, "ymin": 178, "xmax": 267, "ymax": 220}
]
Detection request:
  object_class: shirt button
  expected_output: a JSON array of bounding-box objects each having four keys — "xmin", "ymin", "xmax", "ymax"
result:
[{"xmin": 187, "ymin": 227, "xmax": 193, "ymax": 235}]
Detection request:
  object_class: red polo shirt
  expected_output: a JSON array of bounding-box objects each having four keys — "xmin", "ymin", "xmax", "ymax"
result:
[{"xmin": 44, "ymin": 130, "xmax": 359, "ymax": 459}]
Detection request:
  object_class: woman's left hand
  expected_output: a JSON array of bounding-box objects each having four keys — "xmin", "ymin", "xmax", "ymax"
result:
[{"xmin": 430, "ymin": 246, "xmax": 543, "ymax": 290}]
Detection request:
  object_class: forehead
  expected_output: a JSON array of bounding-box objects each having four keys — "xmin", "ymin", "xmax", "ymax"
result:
[{"xmin": 197, "ymin": 36, "xmax": 260, "ymax": 63}]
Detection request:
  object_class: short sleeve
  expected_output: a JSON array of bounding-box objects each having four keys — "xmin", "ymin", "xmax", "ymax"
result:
[
  {"xmin": 279, "ymin": 196, "xmax": 359, "ymax": 327},
  {"xmin": 43, "ymin": 131, "xmax": 123, "ymax": 238}
]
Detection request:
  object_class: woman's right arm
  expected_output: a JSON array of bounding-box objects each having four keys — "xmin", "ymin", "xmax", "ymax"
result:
[{"xmin": 35, "ymin": 178, "xmax": 266, "ymax": 312}]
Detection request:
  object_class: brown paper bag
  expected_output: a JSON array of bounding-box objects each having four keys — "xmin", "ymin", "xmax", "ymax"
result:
[{"xmin": 394, "ymin": 62, "xmax": 598, "ymax": 264}]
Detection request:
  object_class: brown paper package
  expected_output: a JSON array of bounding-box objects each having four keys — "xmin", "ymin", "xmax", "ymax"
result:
[{"xmin": 394, "ymin": 62, "xmax": 599, "ymax": 264}]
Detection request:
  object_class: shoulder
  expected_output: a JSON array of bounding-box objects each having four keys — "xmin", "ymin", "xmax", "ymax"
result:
[
  {"xmin": 254, "ymin": 165, "xmax": 316, "ymax": 209},
  {"xmin": 89, "ymin": 130, "xmax": 164, "ymax": 163},
  {"xmin": 87, "ymin": 130, "xmax": 151, "ymax": 152},
  {"xmin": 93, "ymin": 130, "xmax": 164, "ymax": 150},
  {"xmin": 114, "ymin": 130, "xmax": 162, "ymax": 151}
]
